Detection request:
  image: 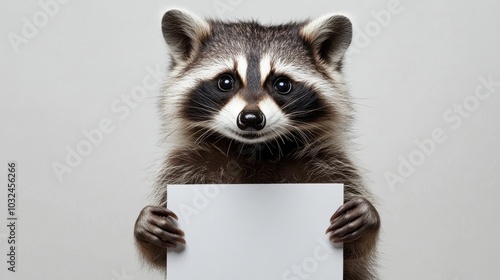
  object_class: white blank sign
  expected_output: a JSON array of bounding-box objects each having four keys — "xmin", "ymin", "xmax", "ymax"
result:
[{"xmin": 167, "ymin": 184, "xmax": 344, "ymax": 280}]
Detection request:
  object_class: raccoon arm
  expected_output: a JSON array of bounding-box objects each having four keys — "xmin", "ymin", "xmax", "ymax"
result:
[
  {"xmin": 343, "ymin": 198, "xmax": 380, "ymax": 260},
  {"xmin": 344, "ymin": 226, "xmax": 379, "ymax": 260},
  {"xmin": 135, "ymin": 238, "xmax": 167, "ymax": 268},
  {"xmin": 134, "ymin": 204, "xmax": 185, "ymax": 269},
  {"xmin": 134, "ymin": 207, "xmax": 167, "ymax": 268}
]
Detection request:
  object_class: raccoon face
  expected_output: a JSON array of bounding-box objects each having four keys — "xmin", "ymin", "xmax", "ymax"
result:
[{"xmin": 161, "ymin": 10, "xmax": 352, "ymax": 145}]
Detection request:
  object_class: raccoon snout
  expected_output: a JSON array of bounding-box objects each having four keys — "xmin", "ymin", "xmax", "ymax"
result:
[{"xmin": 237, "ymin": 110, "xmax": 266, "ymax": 131}]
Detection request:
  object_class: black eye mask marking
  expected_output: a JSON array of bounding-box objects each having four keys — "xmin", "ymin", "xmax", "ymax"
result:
[
  {"xmin": 269, "ymin": 81, "xmax": 330, "ymax": 123},
  {"xmin": 182, "ymin": 76, "xmax": 239, "ymax": 122}
]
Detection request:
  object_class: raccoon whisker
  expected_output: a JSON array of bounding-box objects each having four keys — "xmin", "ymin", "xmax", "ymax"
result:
[
  {"xmin": 286, "ymin": 130, "xmax": 303, "ymax": 146},
  {"xmin": 279, "ymin": 127, "xmax": 296, "ymax": 143},
  {"xmin": 274, "ymin": 138, "xmax": 283, "ymax": 159},
  {"xmin": 269, "ymin": 129, "xmax": 287, "ymax": 158},
  {"xmin": 195, "ymin": 125, "xmax": 220, "ymax": 144},
  {"xmin": 273, "ymin": 128, "xmax": 286, "ymax": 145},
  {"xmin": 193, "ymin": 93, "xmax": 220, "ymax": 105},
  {"xmin": 281, "ymin": 87, "xmax": 316, "ymax": 109},
  {"xmin": 180, "ymin": 121, "xmax": 215, "ymax": 144},
  {"xmin": 300, "ymin": 125, "xmax": 330, "ymax": 138},
  {"xmin": 206, "ymin": 123, "xmax": 238, "ymax": 146},
  {"xmin": 210, "ymin": 133, "xmax": 228, "ymax": 146},
  {"xmin": 187, "ymin": 106, "xmax": 218, "ymax": 116},
  {"xmin": 226, "ymin": 139, "xmax": 234, "ymax": 156},
  {"xmin": 309, "ymin": 125, "xmax": 331, "ymax": 137},
  {"xmin": 288, "ymin": 120, "xmax": 330, "ymax": 136},
  {"xmin": 350, "ymin": 97, "xmax": 376, "ymax": 101},
  {"xmin": 187, "ymin": 102, "xmax": 216, "ymax": 111},
  {"xmin": 271, "ymin": 124, "xmax": 293, "ymax": 144},
  {"xmin": 280, "ymin": 92, "xmax": 312, "ymax": 111},
  {"xmin": 208, "ymin": 90, "xmax": 228, "ymax": 107},
  {"xmin": 262, "ymin": 141, "xmax": 274, "ymax": 156},
  {"xmin": 350, "ymin": 101, "xmax": 378, "ymax": 110},
  {"xmin": 285, "ymin": 105, "xmax": 331, "ymax": 117},
  {"xmin": 194, "ymin": 130, "xmax": 212, "ymax": 144},
  {"xmin": 293, "ymin": 128, "xmax": 314, "ymax": 147},
  {"xmin": 188, "ymin": 99, "xmax": 219, "ymax": 113},
  {"xmin": 161, "ymin": 120, "xmax": 194, "ymax": 142},
  {"xmin": 300, "ymin": 105, "xmax": 330, "ymax": 113},
  {"xmin": 144, "ymin": 95, "xmax": 163, "ymax": 101},
  {"xmin": 284, "ymin": 124, "xmax": 306, "ymax": 141},
  {"xmin": 236, "ymin": 143, "xmax": 246, "ymax": 159}
]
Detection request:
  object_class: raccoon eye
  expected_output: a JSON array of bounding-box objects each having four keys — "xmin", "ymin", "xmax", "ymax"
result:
[
  {"xmin": 273, "ymin": 77, "xmax": 292, "ymax": 94},
  {"xmin": 218, "ymin": 74, "xmax": 234, "ymax": 92}
]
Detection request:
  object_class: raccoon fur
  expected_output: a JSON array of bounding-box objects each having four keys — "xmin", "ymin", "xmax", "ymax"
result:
[{"xmin": 134, "ymin": 9, "xmax": 380, "ymax": 280}]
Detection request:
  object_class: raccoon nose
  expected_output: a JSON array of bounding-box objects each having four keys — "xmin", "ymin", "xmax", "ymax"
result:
[{"xmin": 237, "ymin": 110, "xmax": 266, "ymax": 131}]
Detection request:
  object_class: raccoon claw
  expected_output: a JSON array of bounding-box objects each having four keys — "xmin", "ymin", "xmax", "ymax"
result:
[
  {"xmin": 134, "ymin": 206, "xmax": 186, "ymax": 249},
  {"xmin": 326, "ymin": 197, "xmax": 379, "ymax": 243}
]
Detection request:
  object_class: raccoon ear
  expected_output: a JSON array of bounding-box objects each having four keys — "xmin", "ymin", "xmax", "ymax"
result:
[
  {"xmin": 161, "ymin": 9, "xmax": 211, "ymax": 64},
  {"xmin": 300, "ymin": 14, "xmax": 352, "ymax": 67}
]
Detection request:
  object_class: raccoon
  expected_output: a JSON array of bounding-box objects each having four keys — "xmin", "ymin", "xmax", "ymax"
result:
[{"xmin": 134, "ymin": 9, "xmax": 380, "ymax": 280}]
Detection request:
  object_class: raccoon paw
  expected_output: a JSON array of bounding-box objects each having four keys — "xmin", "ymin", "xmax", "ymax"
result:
[
  {"xmin": 326, "ymin": 197, "xmax": 379, "ymax": 243},
  {"xmin": 134, "ymin": 206, "xmax": 186, "ymax": 248}
]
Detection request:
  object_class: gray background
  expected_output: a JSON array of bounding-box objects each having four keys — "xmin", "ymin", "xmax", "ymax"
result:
[{"xmin": 1, "ymin": 0, "xmax": 499, "ymax": 279}]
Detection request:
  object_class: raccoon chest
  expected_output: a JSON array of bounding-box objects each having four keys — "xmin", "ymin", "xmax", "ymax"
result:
[
  {"xmin": 167, "ymin": 145, "xmax": 338, "ymax": 184},
  {"xmin": 209, "ymin": 155, "xmax": 314, "ymax": 184}
]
